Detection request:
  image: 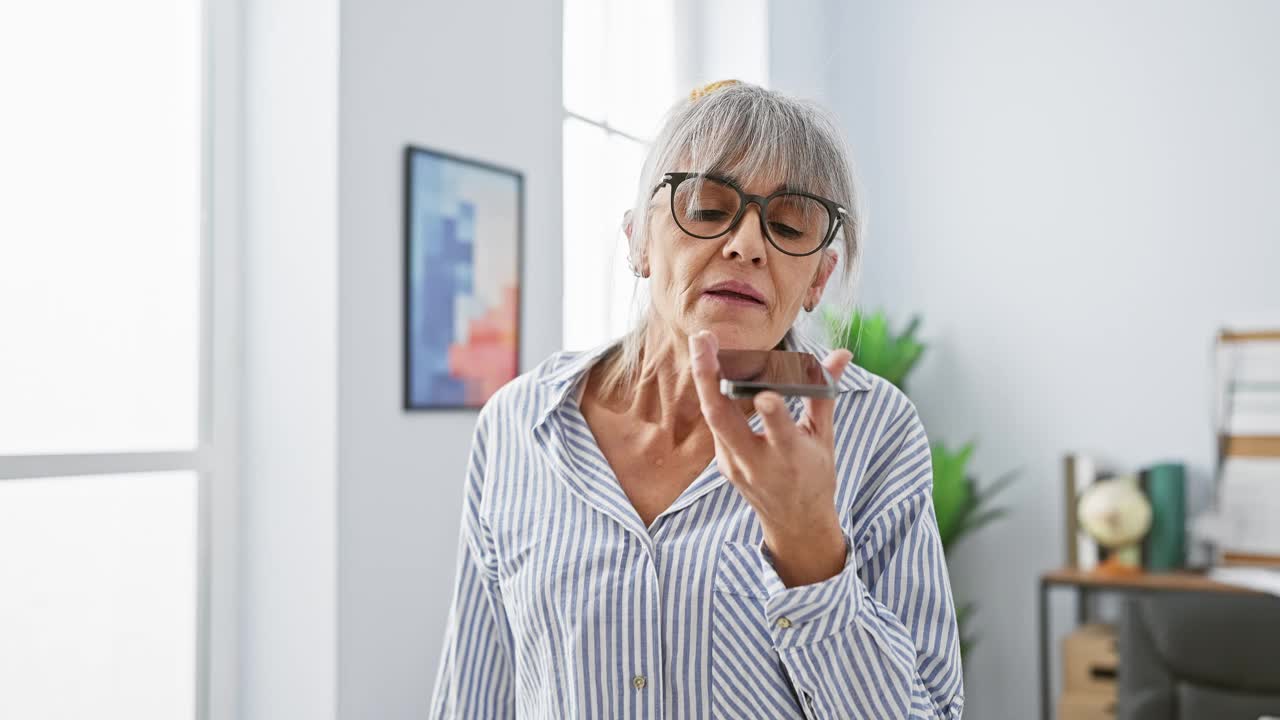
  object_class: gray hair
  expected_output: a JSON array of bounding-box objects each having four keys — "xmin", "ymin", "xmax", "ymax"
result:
[{"xmin": 597, "ymin": 81, "xmax": 864, "ymax": 401}]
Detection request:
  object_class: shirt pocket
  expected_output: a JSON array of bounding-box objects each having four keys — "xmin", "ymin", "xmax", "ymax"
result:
[
  {"xmin": 710, "ymin": 541, "xmax": 812, "ymax": 717},
  {"xmin": 712, "ymin": 539, "xmax": 769, "ymax": 600}
]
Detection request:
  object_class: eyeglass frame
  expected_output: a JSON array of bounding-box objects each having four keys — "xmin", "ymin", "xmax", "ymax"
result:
[{"xmin": 650, "ymin": 171, "xmax": 847, "ymax": 257}]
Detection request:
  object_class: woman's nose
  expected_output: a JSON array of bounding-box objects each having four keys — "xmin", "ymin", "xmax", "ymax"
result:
[{"xmin": 720, "ymin": 202, "xmax": 768, "ymax": 264}]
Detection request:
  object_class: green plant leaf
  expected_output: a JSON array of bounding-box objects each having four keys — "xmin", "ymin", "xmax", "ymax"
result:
[
  {"xmin": 954, "ymin": 600, "xmax": 978, "ymax": 661},
  {"xmin": 820, "ymin": 306, "xmax": 1020, "ymax": 658},
  {"xmin": 859, "ymin": 312, "xmax": 889, "ymax": 373},
  {"xmin": 888, "ymin": 341, "xmax": 923, "ymax": 391},
  {"xmin": 930, "ymin": 442, "xmax": 974, "ymax": 549},
  {"xmin": 950, "ymin": 508, "xmax": 1010, "ymax": 550},
  {"xmin": 975, "ymin": 467, "xmax": 1020, "ymax": 503},
  {"xmin": 822, "ymin": 308, "xmax": 930, "ymax": 390},
  {"xmin": 900, "ymin": 314, "xmax": 922, "ymax": 340}
]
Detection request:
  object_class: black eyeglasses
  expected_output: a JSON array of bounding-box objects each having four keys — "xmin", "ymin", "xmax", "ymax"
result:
[{"xmin": 651, "ymin": 171, "xmax": 846, "ymax": 257}]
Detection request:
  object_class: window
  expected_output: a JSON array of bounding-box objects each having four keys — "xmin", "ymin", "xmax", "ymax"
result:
[
  {"xmin": 0, "ymin": 2, "xmax": 232, "ymax": 718},
  {"xmin": 561, "ymin": 0, "xmax": 771, "ymax": 350},
  {"xmin": 561, "ymin": 0, "xmax": 678, "ymax": 350}
]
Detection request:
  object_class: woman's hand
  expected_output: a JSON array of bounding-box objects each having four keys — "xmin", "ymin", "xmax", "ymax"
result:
[{"xmin": 688, "ymin": 329, "xmax": 855, "ymax": 588}]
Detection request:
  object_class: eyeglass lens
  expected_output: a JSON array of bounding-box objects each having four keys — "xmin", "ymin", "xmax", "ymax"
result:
[{"xmin": 671, "ymin": 176, "xmax": 831, "ymax": 254}]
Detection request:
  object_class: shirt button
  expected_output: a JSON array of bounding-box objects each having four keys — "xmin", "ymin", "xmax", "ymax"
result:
[
  {"xmin": 776, "ymin": 616, "xmax": 793, "ymax": 628},
  {"xmin": 632, "ymin": 675, "xmax": 647, "ymax": 690}
]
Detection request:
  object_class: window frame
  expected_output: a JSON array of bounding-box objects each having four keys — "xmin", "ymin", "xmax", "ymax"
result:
[
  {"xmin": 560, "ymin": 111, "xmax": 648, "ymax": 347},
  {"xmin": 561, "ymin": 0, "xmax": 702, "ymax": 348},
  {"xmin": 0, "ymin": 1, "xmax": 241, "ymax": 718}
]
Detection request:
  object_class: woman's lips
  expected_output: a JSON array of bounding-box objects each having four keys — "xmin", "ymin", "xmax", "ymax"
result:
[{"xmin": 703, "ymin": 290, "xmax": 765, "ymax": 308}]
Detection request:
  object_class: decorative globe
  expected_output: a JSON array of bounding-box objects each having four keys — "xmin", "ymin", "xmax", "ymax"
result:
[{"xmin": 1077, "ymin": 474, "xmax": 1152, "ymax": 574}]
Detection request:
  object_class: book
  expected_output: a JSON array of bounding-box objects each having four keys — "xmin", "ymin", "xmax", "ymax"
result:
[
  {"xmin": 1214, "ymin": 328, "xmax": 1280, "ymax": 460},
  {"xmin": 1217, "ymin": 457, "xmax": 1280, "ymax": 559},
  {"xmin": 1210, "ymin": 326, "xmax": 1280, "ymax": 566},
  {"xmin": 1139, "ymin": 462, "xmax": 1186, "ymax": 571},
  {"xmin": 1064, "ymin": 452, "xmax": 1100, "ymax": 571},
  {"xmin": 1064, "ymin": 455, "xmax": 1079, "ymax": 569},
  {"xmin": 1208, "ymin": 566, "xmax": 1280, "ymax": 596}
]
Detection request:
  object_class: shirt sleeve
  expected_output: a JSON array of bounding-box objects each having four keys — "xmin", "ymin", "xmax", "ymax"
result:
[
  {"xmin": 429, "ymin": 410, "xmax": 517, "ymax": 719},
  {"xmin": 753, "ymin": 398, "xmax": 965, "ymax": 719}
]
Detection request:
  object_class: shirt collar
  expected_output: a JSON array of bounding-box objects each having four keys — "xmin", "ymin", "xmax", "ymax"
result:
[{"xmin": 533, "ymin": 327, "xmax": 872, "ymax": 429}]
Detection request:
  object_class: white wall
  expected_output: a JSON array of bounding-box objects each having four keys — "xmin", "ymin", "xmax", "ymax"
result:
[
  {"xmin": 240, "ymin": 2, "xmax": 1278, "ymax": 717},
  {"xmin": 241, "ymin": 0, "xmax": 341, "ymax": 717},
  {"xmin": 240, "ymin": 1, "xmax": 561, "ymax": 716},
  {"xmin": 337, "ymin": 0, "xmax": 563, "ymax": 717},
  {"xmin": 816, "ymin": 1, "xmax": 1280, "ymax": 717},
  {"xmin": 767, "ymin": 0, "xmax": 835, "ymax": 105},
  {"xmin": 700, "ymin": 0, "xmax": 770, "ymax": 88}
]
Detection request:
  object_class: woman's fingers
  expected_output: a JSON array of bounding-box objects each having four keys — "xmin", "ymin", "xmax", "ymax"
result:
[
  {"xmin": 754, "ymin": 390, "xmax": 799, "ymax": 451},
  {"xmin": 802, "ymin": 349, "xmax": 853, "ymax": 438},
  {"xmin": 689, "ymin": 332, "xmax": 851, "ymax": 472},
  {"xmin": 688, "ymin": 330, "xmax": 756, "ymax": 453}
]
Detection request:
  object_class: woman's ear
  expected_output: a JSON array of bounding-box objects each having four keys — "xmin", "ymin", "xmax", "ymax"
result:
[
  {"xmin": 623, "ymin": 209, "xmax": 650, "ymax": 277},
  {"xmin": 636, "ymin": 251, "xmax": 650, "ymax": 278},
  {"xmin": 806, "ymin": 250, "xmax": 838, "ymax": 307}
]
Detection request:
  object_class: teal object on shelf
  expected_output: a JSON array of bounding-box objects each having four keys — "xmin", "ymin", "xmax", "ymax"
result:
[{"xmin": 1141, "ymin": 462, "xmax": 1186, "ymax": 571}]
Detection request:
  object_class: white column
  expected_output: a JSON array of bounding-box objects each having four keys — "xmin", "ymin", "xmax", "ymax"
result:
[{"xmin": 241, "ymin": 0, "xmax": 341, "ymax": 717}]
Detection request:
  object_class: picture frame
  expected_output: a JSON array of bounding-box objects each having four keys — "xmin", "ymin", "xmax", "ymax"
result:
[{"xmin": 403, "ymin": 144, "xmax": 523, "ymax": 410}]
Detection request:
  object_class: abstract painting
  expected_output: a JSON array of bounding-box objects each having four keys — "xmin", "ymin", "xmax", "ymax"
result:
[{"xmin": 404, "ymin": 145, "xmax": 522, "ymax": 410}]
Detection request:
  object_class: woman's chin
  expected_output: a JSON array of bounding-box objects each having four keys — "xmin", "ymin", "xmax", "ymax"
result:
[{"xmin": 690, "ymin": 320, "xmax": 770, "ymax": 350}]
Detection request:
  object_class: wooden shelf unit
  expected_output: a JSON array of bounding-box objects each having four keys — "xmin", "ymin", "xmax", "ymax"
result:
[{"xmin": 1037, "ymin": 568, "xmax": 1265, "ymax": 720}]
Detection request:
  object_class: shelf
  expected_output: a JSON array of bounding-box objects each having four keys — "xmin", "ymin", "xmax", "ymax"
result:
[
  {"xmin": 1040, "ymin": 568, "xmax": 1262, "ymax": 595},
  {"xmin": 1220, "ymin": 329, "xmax": 1280, "ymax": 342},
  {"xmin": 1221, "ymin": 435, "xmax": 1280, "ymax": 458}
]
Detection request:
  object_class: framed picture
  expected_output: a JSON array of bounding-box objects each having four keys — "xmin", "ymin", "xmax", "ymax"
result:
[{"xmin": 403, "ymin": 145, "xmax": 523, "ymax": 410}]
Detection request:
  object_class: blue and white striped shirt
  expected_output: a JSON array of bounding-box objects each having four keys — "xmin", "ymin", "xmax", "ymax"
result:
[{"xmin": 429, "ymin": 329, "xmax": 964, "ymax": 719}]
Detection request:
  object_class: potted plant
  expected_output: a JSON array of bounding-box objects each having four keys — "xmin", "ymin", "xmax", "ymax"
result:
[{"xmin": 821, "ymin": 307, "xmax": 1018, "ymax": 656}]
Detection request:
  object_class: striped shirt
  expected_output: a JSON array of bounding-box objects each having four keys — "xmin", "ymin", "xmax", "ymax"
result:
[{"xmin": 429, "ymin": 329, "xmax": 964, "ymax": 719}]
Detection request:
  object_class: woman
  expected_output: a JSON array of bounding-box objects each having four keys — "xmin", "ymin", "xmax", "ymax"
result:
[{"xmin": 430, "ymin": 80, "xmax": 964, "ymax": 719}]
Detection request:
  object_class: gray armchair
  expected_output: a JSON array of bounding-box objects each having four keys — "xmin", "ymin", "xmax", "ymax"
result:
[{"xmin": 1118, "ymin": 592, "xmax": 1280, "ymax": 719}]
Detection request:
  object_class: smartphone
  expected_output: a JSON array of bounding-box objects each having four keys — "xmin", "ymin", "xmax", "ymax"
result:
[{"xmin": 717, "ymin": 348, "xmax": 837, "ymax": 399}]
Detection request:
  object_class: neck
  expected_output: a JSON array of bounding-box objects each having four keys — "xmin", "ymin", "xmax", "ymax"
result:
[{"xmin": 592, "ymin": 319, "xmax": 769, "ymax": 446}]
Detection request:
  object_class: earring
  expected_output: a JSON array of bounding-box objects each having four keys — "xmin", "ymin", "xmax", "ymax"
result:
[{"xmin": 804, "ymin": 302, "xmax": 814, "ymax": 312}]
